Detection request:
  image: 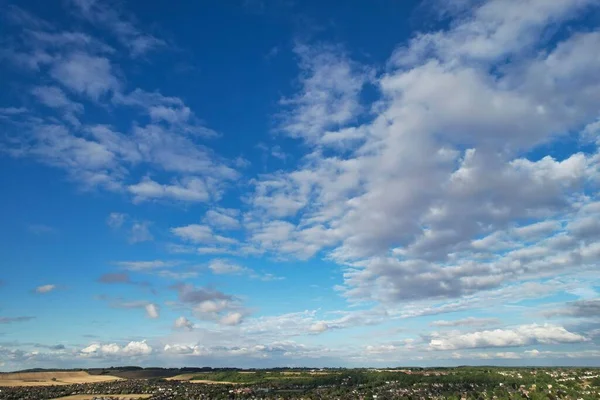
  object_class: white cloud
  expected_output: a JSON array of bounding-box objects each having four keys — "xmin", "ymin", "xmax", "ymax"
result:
[
  {"xmin": 204, "ymin": 208, "xmax": 240, "ymax": 230},
  {"xmin": 278, "ymin": 43, "xmax": 372, "ymax": 144},
  {"xmin": 3, "ymin": 0, "xmax": 600, "ymax": 369},
  {"xmin": 129, "ymin": 221, "xmax": 153, "ymax": 243},
  {"xmin": 196, "ymin": 246, "xmax": 234, "ymax": 255},
  {"xmin": 30, "ymin": 85, "xmax": 83, "ymax": 126},
  {"xmin": 128, "ymin": 177, "xmax": 210, "ymax": 203},
  {"xmin": 170, "ymin": 284, "xmax": 249, "ymax": 326},
  {"xmin": 428, "ymin": 323, "xmax": 587, "ymax": 350},
  {"xmin": 206, "ymin": 259, "xmax": 284, "ymax": 281},
  {"xmin": 30, "ymin": 86, "xmax": 76, "ymax": 109},
  {"xmin": 174, "ymin": 316, "xmax": 193, "ymax": 330},
  {"xmin": 163, "ymin": 344, "xmax": 204, "ymax": 355},
  {"xmin": 69, "ymin": 0, "xmax": 165, "ymax": 57},
  {"xmin": 80, "ymin": 340, "xmax": 152, "ymax": 357},
  {"xmin": 171, "ymin": 224, "xmax": 237, "ymax": 245},
  {"xmin": 430, "ymin": 317, "xmax": 500, "ymax": 328},
  {"xmin": 244, "ymin": 0, "xmax": 600, "ymax": 306},
  {"xmin": 2, "ymin": 121, "xmax": 124, "ymax": 191},
  {"xmin": 35, "ymin": 284, "xmax": 56, "ymax": 294},
  {"xmin": 1, "ymin": 22, "xmax": 234, "ymax": 200},
  {"xmin": 115, "ymin": 260, "xmax": 179, "ymax": 271},
  {"xmin": 309, "ymin": 321, "xmax": 329, "ymax": 333},
  {"xmin": 237, "ymin": 308, "xmax": 388, "ymax": 341},
  {"xmin": 81, "ymin": 343, "xmax": 117, "ymax": 355},
  {"xmin": 160, "ymin": 340, "xmax": 334, "ymax": 361},
  {"xmin": 365, "ymin": 344, "xmax": 400, "ymax": 355},
  {"xmin": 195, "ymin": 300, "xmax": 231, "ymax": 314},
  {"xmin": 397, "ymin": 0, "xmax": 596, "ymax": 65},
  {"xmin": 86, "ymin": 125, "xmax": 141, "ymax": 163},
  {"xmin": 145, "ymin": 303, "xmax": 159, "ymax": 319},
  {"xmin": 208, "ymin": 259, "xmax": 248, "ymax": 275},
  {"xmin": 103, "ymin": 298, "xmax": 163, "ymax": 320},
  {"xmin": 122, "ymin": 340, "xmax": 152, "ymax": 355},
  {"xmin": 106, "ymin": 212, "xmax": 127, "ymax": 229},
  {"xmin": 50, "ymin": 53, "xmax": 119, "ymax": 99},
  {"xmin": 220, "ymin": 312, "xmax": 244, "ymax": 326},
  {"xmin": 513, "ymin": 221, "xmax": 562, "ymax": 240},
  {"xmin": 0, "ymin": 107, "xmax": 28, "ymax": 115}
]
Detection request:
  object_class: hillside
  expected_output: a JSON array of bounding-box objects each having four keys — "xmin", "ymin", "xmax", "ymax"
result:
[{"xmin": 0, "ymin": 371, "xmax": 121, "ymax": 386}]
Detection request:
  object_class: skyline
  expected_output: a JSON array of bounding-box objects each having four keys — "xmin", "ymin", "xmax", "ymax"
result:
[{"xmin": 1, "ymin": 0, "xmax": 600, "ymax": 371}]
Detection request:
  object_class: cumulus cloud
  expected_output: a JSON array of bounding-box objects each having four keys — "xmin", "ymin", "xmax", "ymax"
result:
[
  {"xmin": 220, "ymin": 312, "xmax": 244, "ymax": 326},
  {"xmin": 174, "ymin": 316, "xmax": 193, "ymax": 330},
  {"xmin": 3, "ymin": 0, "xmax": 600, "ymax": 369},
  {"xmin": 163, "ymin": 343, "xmax": 205, "ymax": 355},
  {"xmin": 171, "ymin": 284, "xmax": 249, "ymax": 325},
  {"xmin": 161, "ymin": 340, "xmax": 326, "ymax": 360},
  {"xmin": 428, "ymin": 324, "xmax": 587, "ymax": 350},
  {"xmin": 145, "ymin": 303, "xmax": 159, "ymax": 319},
  {"xmin": 241, "ymin": 0, "xmax": 600, "ymax": 309},
  {"xmin": 173, "ymin": 284, "xmax": 232, "ymax": 305},
  {"xmin": 277, "ymin": 43, "xmax": 373, "ymax": 144},
  {"xmin": 309, "ymin": 321, "xmax": 329, "ymax": 333},
  {"xmin": 50, "ymin": 53, "xmax": 119, "ymax": 100},
  {"xmin": 81, "ymin": 340, "xmax": 152, "ymax": 357}
]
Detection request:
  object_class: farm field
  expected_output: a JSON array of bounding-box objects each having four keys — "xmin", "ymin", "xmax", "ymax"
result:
[{"xmin": 0, "ymin": 371, "xmax": 121, "ymax": 387}]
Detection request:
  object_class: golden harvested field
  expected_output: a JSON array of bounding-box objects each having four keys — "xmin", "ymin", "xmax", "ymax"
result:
[
  {"xmin": 51, "ymin": 395, "xmax": 151, "ymax": 400},
  {"xmin": 164, "ymin": 373, "xmax": 195, "ymax": 381},
  {"xmin": 0, "ymin": 371, "xmax": 122, "ymax": 387}
]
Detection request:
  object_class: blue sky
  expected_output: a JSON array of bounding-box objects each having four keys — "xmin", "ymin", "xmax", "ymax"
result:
[{"xmin": 1, "ymin": 0, "xmax": 600, "ymax": 370}]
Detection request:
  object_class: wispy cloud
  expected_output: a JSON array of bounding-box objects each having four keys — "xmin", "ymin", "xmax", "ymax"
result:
[
  {"xmin": 128, "ymin": 221, "xmax": 153, "ymax": 243},
  {"xmin": 35, "ymin": 284, "xmax": 57, "ymax": 294},
  {"xmin": 115, "ymin": 260, "xmax": 180, "ymax": 271},
  {"xmin": 27, "ymin": 224, "xmax": 57, "ymax": 235},
  {"xmin": 208, "ymin": 259, "xmax": 284, "ymax": 281},
  {"xmin": 106, "ymin": 212, "xmax": 126, "ymax": 229},
  {"xmin": 68, "ymin": 0, "xmax": 165, "ymax": 57},
  {"xmin": 430, "ymin": 317, "xmax": 501, "ymax": 328},
  {"xmin": 0, "ymin": 316, "xmax": 35, "ymax": 324}
]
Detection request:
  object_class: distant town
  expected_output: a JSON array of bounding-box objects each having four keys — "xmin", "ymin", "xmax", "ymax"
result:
[{"xmin": 1, "ymin": 366, "xmax": 599, "ymax": 400}]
